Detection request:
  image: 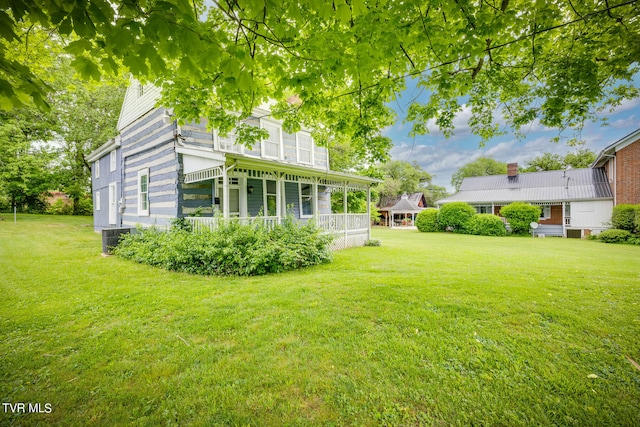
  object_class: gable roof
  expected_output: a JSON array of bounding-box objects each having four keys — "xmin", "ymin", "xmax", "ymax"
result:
[
  {"xmin": 437, "ymin": 168, "xmax": 613, "ymax": 205},
  {"xmin": 592, "ymin": 127, "xmax": 640, "ymax": 168},
  {"xmin": 378, "ymin": 192, "xmax": 426, "ymax": 209}
]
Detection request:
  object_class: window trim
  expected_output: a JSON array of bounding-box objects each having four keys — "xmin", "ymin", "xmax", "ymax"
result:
[
  {"xmin": 138, "ymin": 168, "xmax": 149, "ymax": 216},
  {"xmin": 95, "ymin": 191, "xmax": 101, "ymax": 211},
  {"xmin": 264, "ymin": 179, "xmax": 278, "ymax": 217},
  {"xmin": 109, "ymin": 150, "xmax": 117, "ymax": 172},
  {"xmin": 296, "ymin": 132, "xmax": 314, "ymax": 165},
  {"xmin": 94, "ymin": 160, "xmax": 100, "ymax": 179},
  {"xmin": 260, "ymin": 119, "xmax": 282, "ymax": 160},
  {"xmin": 299, "ymin": 182, "xmax": 314, "ymax": 218},
  {"xmin": 540, "ymin": 205, "xmax": 551, "ymax": 220}
]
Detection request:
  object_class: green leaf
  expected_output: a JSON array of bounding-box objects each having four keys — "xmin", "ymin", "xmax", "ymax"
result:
[
  {"xmin": 71, "ymin": 57, "xmax": 101, "ymax": 81},
  {"xmin": 64, "ymin": 39, "xmax": 94, "ymax": 55}
]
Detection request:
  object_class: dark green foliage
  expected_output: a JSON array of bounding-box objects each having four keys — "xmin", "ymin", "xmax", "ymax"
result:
[
  {"xmin": 114, "ymin": 216, "xmax": 333, "ymax": 276},
  {"xmin": 437, "ymin": 202, "xmax": 475, "ymax": 232},
  {"xmin": 416, "ymin": 208, "xmax": 441, "ymax": 232},
  {"xmin": 500, "ymin": 203, "xmax": 542, "ymax": 235},
  {"xmin": 598, "ymin": 229, "xmax": 631, "ymax": 244},
  {"xmin": 467, "ymin": 214, "xmax": 507, "ymax": 236},
  {"xmin": 611, "ymin": 204, "xmax": 639, "ymax": 233},
  {"xmin": 171, "ymin": 217, "xmax": 193, "ymax": 232}
]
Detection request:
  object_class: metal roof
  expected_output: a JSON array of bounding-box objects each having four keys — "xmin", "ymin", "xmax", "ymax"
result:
[{"xmin": 437, "ymin": 168, "xmax": 613, "ymax": 204}]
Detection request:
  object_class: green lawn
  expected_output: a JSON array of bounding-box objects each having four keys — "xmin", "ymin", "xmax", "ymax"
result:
[{"xmin": 1, "ymin": 214, "xmax": 639, "ymax": 426}]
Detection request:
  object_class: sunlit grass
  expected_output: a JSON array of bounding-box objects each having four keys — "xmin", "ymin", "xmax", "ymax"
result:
[{"xmin": 1, "ymin": 215, "xmax": 639, "ymax": 426}]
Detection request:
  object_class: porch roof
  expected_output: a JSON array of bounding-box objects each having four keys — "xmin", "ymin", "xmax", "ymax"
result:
[{"xmin": 225, "ymin": 154, "xmax": 381, "ymax": 187}]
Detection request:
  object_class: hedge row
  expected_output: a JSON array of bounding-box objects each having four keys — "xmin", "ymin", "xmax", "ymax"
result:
[
  {"xmin": 416, "ymin": 202, "xmax": 542, "ymax": 236},
  {"xmin": 114, "ymin": 216, "xmax": 333, "ymax": 276}
]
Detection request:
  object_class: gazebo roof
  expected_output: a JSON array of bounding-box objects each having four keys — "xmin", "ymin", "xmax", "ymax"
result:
[{"xmin": 383, "ymin": 194, "xmax": 424, "ymax": 213}]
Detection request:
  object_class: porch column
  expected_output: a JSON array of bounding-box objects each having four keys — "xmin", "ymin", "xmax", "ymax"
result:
[
  {"xmin": 222, "ymin": 166, "xmax": 229, "ymax": 218},
  {"xmin": 313, "ymin": 178, "xmax": 319, "ymax": 220},
  {"xmin": 367, "ymin": 185, "xmax": 371, "ymax": 240},
  {"xmin": 343, "ymin": 183, "xmax": 348, "ymax": 238},
  {"xmin": 562, "ymin": 202, "xmax": 566, "ymax": 238}
]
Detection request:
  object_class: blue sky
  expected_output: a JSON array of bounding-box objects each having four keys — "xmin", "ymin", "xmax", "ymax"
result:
[{"xmin": 382, "ymin": 79, "xmax": 640, "ymax": 192}]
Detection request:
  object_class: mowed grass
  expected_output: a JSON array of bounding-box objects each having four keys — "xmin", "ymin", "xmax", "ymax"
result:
[{"xmin": 1, "ymin": 214, "xmax": 639, "ymax": 426}]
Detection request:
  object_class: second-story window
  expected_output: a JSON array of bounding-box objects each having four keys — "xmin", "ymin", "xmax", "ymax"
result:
[
  {"xmin": 110, "ymin": 150, "xmax": 116, "ymax": 172},
  {"xmin": 261, "ymin": 121, "xmax": 281, "ymax": 159},
  {"xmin": 297, "ymin": 133, "xmax": 313, "ymax": 164}
]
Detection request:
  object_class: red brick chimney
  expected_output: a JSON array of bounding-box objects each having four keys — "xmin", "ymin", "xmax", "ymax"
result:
[{"xmin": 507, "ymin": 163, "xmax": 518, "ymax": 177}]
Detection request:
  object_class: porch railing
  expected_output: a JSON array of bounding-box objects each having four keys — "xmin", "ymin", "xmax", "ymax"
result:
[
  {"xmin": 317, "ymin": 213, "xmax": 369, "ymax": 232},
  {"xmin": 185, "ymin": 216, "xmax": 280, "ymax": 232},
  {"xmin": 185, "ymin": 213, "xmax": 369, "ymax": 234}
]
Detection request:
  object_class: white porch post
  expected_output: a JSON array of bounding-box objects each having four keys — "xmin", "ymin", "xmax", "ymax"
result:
[
  {"xmin": 343, "ymin": 183, "xmax": 348, "ymax": 239},
  {"xmin": 562, "ymin": 202, "xmax": 566, "ymax": 238},
  {"xmin": 367, "ymin": 185, "xmax": 371, "ymax": 240},
  {"xmin": 313, "ymin": 178, "xmax": 319, "ymax": 220},
  {"xmin": 222, "ymin": 167, "xmax": 229, "ymax": 218}
]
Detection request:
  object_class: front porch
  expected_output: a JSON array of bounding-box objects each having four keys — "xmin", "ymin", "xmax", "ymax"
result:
[{"xmin": 179, "ymin": 155, "xmax": 377, "ymax": 249}]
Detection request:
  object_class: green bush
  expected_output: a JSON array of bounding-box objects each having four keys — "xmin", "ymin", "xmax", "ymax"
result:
[
  {"xmin": 611, "ymin": 204, "xmax": 639, "ymax": 232},
  {"xmin": 467, "ymin": 214, "xmax": 507, "ymax": 236},
  {"xmin": 500, "ymin": 202, "xmax": 541, "ymax": 235},
  {"xmin": 598, "ymin": 229, "xmax": 631, "ymax": 244},
  {"xmin": 46, "ymin": 199, "xmax": 73, "ymax": 215},
  {"xmin": 114, "ymin": 215, "xmax": 333, "ymax": 276},
  {"xmin": 416, "ymin": 208, "xmax": 441, "ymax": 232},
  {"xmin": 437, "ymin": 202, "xmax": 475, "ymax": 232}
]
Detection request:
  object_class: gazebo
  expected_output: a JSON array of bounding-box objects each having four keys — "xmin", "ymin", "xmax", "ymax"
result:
[{"xmin": 379, "ymin": 193, "xmax": 424, "ymax": 228}]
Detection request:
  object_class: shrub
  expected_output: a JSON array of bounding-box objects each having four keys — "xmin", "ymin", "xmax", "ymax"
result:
[
  {"xmin": 500, "ymin": 202, "xmax": 541, "ymax": 235},
  {"xmin": 598, "ymin": 229, "xmax": 631, "ymax": 244},
  {"xmin": 364, "ymin": 239, "xmax": 381, "ymax": 247},
  {"xmin": 114, "ymin": 215, "xmax": 333, "ymax": 276},
  {"xmin": 46, "ymin": 199, "xmax": 73, "ymax": 215},
  {"xmin": 437, "ymin": 202, "xmax": 475, "ymax": 232},
  {"xmin": 416, "ymin": 208, "xmax": 441, "ymax": 232},
  {"xmin": 467, "ymin": 214, "xmax": 507, "ymax": 236},
  {"xmin": 611, "ymin": 204, "xmax": 639, "ymax": 232}
]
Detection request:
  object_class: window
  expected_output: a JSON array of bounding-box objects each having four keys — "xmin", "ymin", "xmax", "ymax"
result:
[
  {"xmin": 540, "ymin": 205, "xmax": 551, "ymax": 220},
  {"xmin": 265, "ymin": 180, "xmax": 277, "ymax": 216},
  {"xmin": 94, "ymin": 160, "xmax": 100, "ymax": 179},
  {"xmin": 217, "ymin": 129, "xmax": 242, "ymax": 153},
  {"xmin": 110, "ymin": 150, "xmax": 116, "ymax": 172},
  {"xmin": 261, "ymin": 121, "xmax": 281, "ymax": 159},
  {"xmin": 474, "ymin": 205, "xmax": 492, "ymax": 214},
  {"xmin": 95, "ymin": 191, "xmax": 101, "ymax": 211},
  {"xmin": 138, "ymin": 169, "xmax": 149, "ymax": 216},
  {"xmin": 299, "ymin": 183, "xmax": 313, "ymax": 217},
  {"xmin": 297, "ymin": 133, "xmax": 313, "ymax": 164}
]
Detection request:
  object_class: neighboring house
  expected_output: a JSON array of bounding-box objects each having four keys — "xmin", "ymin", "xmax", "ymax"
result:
[
  {"xmin": 592, "ymin": 128, "xmax": 640, "ymax": 206},
  {"xmin": 378, "ymin": 192, "xmax": 426, "ymax": 227},
  {"xmin": 436, "ymin": 164, "xmax": 613, "ymax": 238},
  {"xmin": 88, "ymin": 81, "xmax": 379, "ymax": 249}
]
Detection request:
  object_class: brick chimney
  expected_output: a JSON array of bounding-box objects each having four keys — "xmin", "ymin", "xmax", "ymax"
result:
[{"xmin": 507, "ymin": 163, "xmax": 518, "ymax": 177}]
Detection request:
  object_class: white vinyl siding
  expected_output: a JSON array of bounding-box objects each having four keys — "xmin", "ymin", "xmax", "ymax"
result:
[{"xmin": 138, "ymin": 168, "xmax": 149, "ymax": 216}]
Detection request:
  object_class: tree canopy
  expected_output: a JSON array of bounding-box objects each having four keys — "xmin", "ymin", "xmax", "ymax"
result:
[
  {"xmin": 451, "ymin": 157, "xmax": 507, "ymax": 191},
  {"xmin": 522, "ymin": 149, "xmax": 597, "ymax": 172},
  {"xmin": 2, "ymin": 1, "xmax": 639, "ymax": 161}
]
